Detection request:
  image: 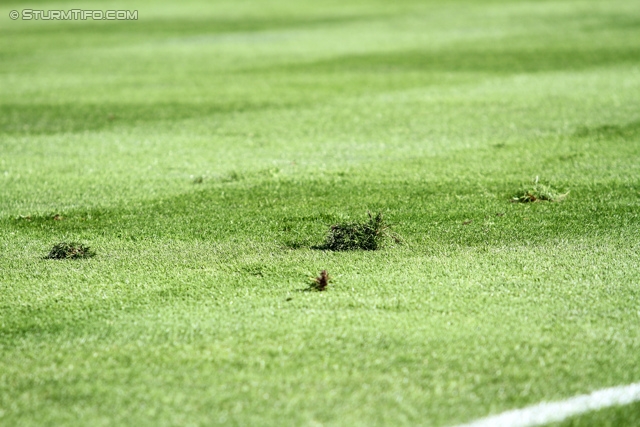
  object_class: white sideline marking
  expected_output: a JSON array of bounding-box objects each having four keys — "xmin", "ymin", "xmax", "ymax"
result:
[{"xmin": 452, "ymin": 382, "xmax": 640, "ymax": 427}]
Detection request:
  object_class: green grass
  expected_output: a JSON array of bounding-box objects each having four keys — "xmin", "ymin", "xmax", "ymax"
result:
[
  {"xmin": 1, "ymin": 0, "xmax": 640, "ymax": 426},
  {"xmin": 550, "ymin": 401, "xmax": 640, "ymax": 427}
]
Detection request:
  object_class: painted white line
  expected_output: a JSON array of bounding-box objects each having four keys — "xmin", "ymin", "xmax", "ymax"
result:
[{"xmin": 452, "ymin": 382, "xmax": 640, "ymax": 427}]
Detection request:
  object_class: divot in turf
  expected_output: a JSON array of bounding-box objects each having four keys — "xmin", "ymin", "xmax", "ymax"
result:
[
  {"xmin": 511, "ymin": 176, "xmax": 568, "ymax": 203},
  {"xmin": 317, "ymin": 211, "xmax": 401, "ymax": 251},
  {"xmin": 45, "ymin": 242, "xmax": 95, "ymax": 259}
]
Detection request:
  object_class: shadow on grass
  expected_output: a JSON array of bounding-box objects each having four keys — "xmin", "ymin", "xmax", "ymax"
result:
[
  {"xmin": 0, "ymin": 101, "xmax": 293, "ymax": 135},
  {"xmin": 5, "ymin": 177, "xmax": 639, "ymax": 249}
]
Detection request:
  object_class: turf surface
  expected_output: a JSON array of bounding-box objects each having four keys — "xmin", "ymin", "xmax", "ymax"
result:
[
  {"xmin": 1, "ymin": 0, "xmax": 640, "ymax": 426},
  {"xmin": 550, "ymin": 401, "xmax": 640, "ymax": 427}
]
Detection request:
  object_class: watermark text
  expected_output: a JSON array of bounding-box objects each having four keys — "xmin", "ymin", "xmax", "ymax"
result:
[{"xmin": 10, "ymin": 10, "xmax": 138, "ymax": 21}]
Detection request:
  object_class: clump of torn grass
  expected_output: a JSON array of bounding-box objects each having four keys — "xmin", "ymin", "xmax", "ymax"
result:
[
  {"xmin": 308, "ymin": 270, "xmax": 331, "ymax": 291},
  {"xmin": 322, "ymin": 211, "xmax": 400, "ymax": 251},
  {"xmin": 46, "ymin": 242, "xmax": 95, "ymax": 259},
  {"xmin": 511, "ymin": 177, "xmax": 568, "ymax": 203}
]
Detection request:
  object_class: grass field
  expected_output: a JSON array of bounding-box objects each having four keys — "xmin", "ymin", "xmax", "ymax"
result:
[{"xmin": 1, "ymin": 0, "xmax": 640, "ymax": 425}]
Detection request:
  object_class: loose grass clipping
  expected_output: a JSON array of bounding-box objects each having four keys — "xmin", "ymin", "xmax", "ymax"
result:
[
  {"xmin": 46, "ymin": 242, "xmax": 95, "ymax": 259},
  {"xmin": 512, "ymin": 177, "xmax": 568, "ymax": 203},
  {"xmin": 309, "ymin": 270, "xmax": 331, "ymax": 291},
  {"xmin": 323, "ymin": 211, "xmax": 401, "ymax": 251}
]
